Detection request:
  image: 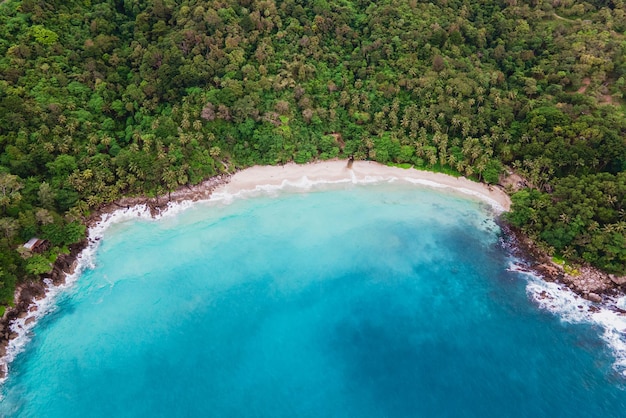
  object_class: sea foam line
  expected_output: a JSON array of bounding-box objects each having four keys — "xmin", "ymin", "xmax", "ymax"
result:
[
  {"xmin": 208, "ymin": 175, "xmax": 364, "ymax": 203},
  {"xmin": 210, "ymin": 174, "xmax": 505, "ymax": 213},
  {"xmin": 510, "ymin": 262, "xmax": 626, "ymax": 377},
  {"xmin": 403, "ymin": 177, "xmax": 506, "ymax": 212},
  {"xmin": 0, "ymin": 172, "xmax": 504, "ymax": 384},
  {"xmin": 0, "ymin": 204, "xmax": 157, "ymax": 384}
]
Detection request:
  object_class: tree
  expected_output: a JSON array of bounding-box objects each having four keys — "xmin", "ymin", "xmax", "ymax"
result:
[
  {"xmin": 25, "ymin": 255, "xmax": 53, "ymax": 275},
  {"xmin": 31, "ymin": 25, "xmax": 58, "ymax": 45},
  {"xmin": 0, "ymin": 173, "xmax": 22, "ymax": 214},
  {"xmin": 0, "ymin": 218, "xmax": 19, "ymax": 239},
  {"xmin": 38, "ymin": 182, "xmax": 56, "ymax": 209}
]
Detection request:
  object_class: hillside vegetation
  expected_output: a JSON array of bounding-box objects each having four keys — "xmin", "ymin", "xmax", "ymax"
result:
[{"xmin": 0, "ymin": 0, "xmax": 625, "ymax": 308}]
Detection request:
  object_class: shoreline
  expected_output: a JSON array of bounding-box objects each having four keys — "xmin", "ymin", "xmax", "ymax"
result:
[
  {"xmin": 501, "ymin": 223, "xmax": 626, "ymax": 304},
  {"xmin": 0, "ymin": 159, "xmax": 623, "ymax": 380},
  {"xmin": 214, "ymin": 160, "xmax": 511, "ymax": 212},
  {"xmin": 0, "ymin": 174, "xmax": 230, "ymax": 380}
]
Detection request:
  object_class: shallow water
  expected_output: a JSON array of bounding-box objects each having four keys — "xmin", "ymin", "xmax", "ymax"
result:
[{"xmin": 1, "ymin": 183, "xmax": 625, "ymax": 417}]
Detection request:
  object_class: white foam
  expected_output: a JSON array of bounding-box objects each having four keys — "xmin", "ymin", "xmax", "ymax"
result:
[
  {"xmin": 209, "ymin": 176, "xmax": 357, "ymax": 204},
  {"xmin": 510, "ymin": 261, "xmax": 626, "ymax": 377},
  {"xmin": 403, "ymin": 177, "xmax": 505, "ymax": 212},
  {"xmin": 0, "ymin": 173, "xmax": 506, "ymax": 384},
  {"xmin": 209, "ymin": 172, "xmax": 505, "ymax": 213}
]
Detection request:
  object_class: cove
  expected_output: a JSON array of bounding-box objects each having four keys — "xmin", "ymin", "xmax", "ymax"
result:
[{"xmin": 1, "ymin": 182, "xmax": 625, "ymax": 417}]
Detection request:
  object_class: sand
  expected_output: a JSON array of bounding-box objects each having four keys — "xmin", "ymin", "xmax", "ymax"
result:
[{"xmin": 215, "ymin": 160, "xmax": 511, "ymax": 212}]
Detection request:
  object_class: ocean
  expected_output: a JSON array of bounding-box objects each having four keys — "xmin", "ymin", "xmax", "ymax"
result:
[{"xmin": 1, "ymin": 181, "xmax": 625, "ymax": 417}]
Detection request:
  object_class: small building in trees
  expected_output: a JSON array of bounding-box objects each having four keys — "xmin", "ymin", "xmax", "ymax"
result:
[{"xmin": 22, "ymin": 238, "xmax": 49, "ymax": 254}]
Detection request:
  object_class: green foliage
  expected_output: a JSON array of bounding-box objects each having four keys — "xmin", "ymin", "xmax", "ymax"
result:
[
  {"xmin": 0, "ymin": 0, "xmax": 622, "ymax": 310},
  {"xmin": 41, "ymin": 221, "xmax": 86, "ymax": 246},
  {"xmin": 25, "ymin": 255, "xmax": 53, "ymax": 276},
  {"xmin": 0, "ymin": 268, "xmax": 17, "ymax": 306},
  {"xmin": 507, "ymin": 173, "xmax": 626, "ymax": 274},
  {"xmin": 30, "ymin": 25, "xmax": 58, "ymax": 46},
  {"xmin": 388, "ymin": 163, "xmax": 413, "ymax": 169},
  {"xmin": 482, "ymin": 161, "xmax": 502, "ymax": 184}
]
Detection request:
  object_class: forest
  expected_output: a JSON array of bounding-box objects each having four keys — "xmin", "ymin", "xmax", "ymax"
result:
[{"xmin": 0, "ymin": 0, "xmax": 625, "ymax": 311}]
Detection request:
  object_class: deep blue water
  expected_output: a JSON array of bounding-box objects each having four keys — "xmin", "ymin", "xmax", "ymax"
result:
[{"xmin": 1, "ymin": 183, "xmax": 625, "ymax": 417}]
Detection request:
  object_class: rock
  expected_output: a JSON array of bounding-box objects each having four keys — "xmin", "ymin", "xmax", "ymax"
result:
[
  {"xmin": 611, "ymin": 306, "xmax": 626, "ymax": 315},
  {"xmin": 25, "ymin": 317, "xmax": 35, "ymax": 326},
  {"xmin": 610, "ymin": 275, "xmax": 626, "ymax": 285},
  {"xmin": 587, "ymin": 292, "xmax": 602, "ymax": 303},
  {"xmin": 17, "ymin": 312, "xmax": 27, "ymax": 319}
]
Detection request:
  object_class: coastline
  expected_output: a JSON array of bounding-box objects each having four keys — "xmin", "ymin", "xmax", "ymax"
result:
[
  {"xmin": 501, "ymin": 223, "xmax": 626, "ymax": 304},
  {"xmin": 0, "ymin": 159, "xmax": 623, "ymax": 381},
  {"xmin": 0, "ymin": 174, "xmax": 230, "ymax": 380},
  {"xmin": 214, "ymin": 160, "xmax": 511, "ymax": 211}
]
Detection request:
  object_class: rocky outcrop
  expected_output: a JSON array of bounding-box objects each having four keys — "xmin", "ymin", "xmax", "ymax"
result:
[
  {"xmin": 586, "ymin": 293, "xmax": 603, "ymax": 303},
  {"xmin": 610, "ymin": 275, "xmax": 626, "ymax": 286},
  {"xmin": 0, "ymin": 279, "xmax": 48, "ymax": 378},
  {"xmin": 500, "ymin": 221, "xmax": 624, "ymax": 301},
  {"xmin": 559, "ymin": 266, "xmax": 616, "ymax": 300}
]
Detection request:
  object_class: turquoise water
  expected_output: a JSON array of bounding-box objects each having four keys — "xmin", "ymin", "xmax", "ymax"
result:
[{"xmin": 1, "ymin": 183, "xmax": 625, "ymax": 417}]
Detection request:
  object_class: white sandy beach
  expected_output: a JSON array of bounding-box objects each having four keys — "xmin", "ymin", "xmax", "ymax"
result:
[{"xmin": 215, "ymin": 160, "xmax": 511, "ymax": 212}]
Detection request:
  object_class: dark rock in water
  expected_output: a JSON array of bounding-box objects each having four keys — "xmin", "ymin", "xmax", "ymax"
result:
[
  {"xmin": 611, "ymin": 306, "xmax": 626, "ymax": 315},
  {"xmin": 587, "ymin": 293, "xmax": 602, "ymax": 303},
  {"xmin": 25, "ymin": 317, "xmax": 35, "ymax": 326}
]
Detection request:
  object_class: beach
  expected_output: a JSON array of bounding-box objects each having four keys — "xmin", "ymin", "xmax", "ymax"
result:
[{"xmin": 216, "ymin": 160, "xmax": 511, "ymax": 212}]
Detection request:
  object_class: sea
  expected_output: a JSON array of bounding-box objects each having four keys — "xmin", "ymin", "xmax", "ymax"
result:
[{"xmin": 1, "ymin": 180, "xmax": 626, "ymax": 417}]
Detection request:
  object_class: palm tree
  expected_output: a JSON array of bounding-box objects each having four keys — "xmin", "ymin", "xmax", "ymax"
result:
[
  {"xmin": 605, "ymin": 195, "xmax": 617, "ymax": 207},
  {"xmin": 562, "ymin": 246, "xmax": 577, "ymax": 260},
  {"xmin": 475, "ymin": 160, "xmax": 486, "ymax": 180},
  {"xmin": 603, "ymin": 224, "xmax": 616, "ymax": 234},
  {"xmin": 162, "ymin": 169, "xmax": 178, "ymax": 201},
  {"xmin": 447, "ymin": 154, "xmax": 457, "ymax": 167},
  {"xmin": 429, "ymin": 154, "xmax": 437, "ymax": 166}
]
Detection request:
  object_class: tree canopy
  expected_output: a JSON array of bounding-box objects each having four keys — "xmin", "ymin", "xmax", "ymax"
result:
[{"xmin": 0, "ymin": 0, "xmax": 625, "ymax": 306}]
